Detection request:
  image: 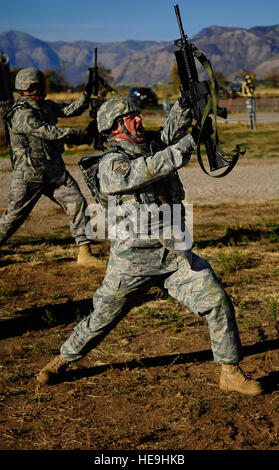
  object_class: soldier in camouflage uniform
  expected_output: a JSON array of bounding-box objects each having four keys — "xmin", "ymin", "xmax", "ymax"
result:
[
  {"xmin": 38, "ymin": 96, "xmax": 263, "ymax": 395},
  {"xmin": 0, "ymin": 67, "xmax": 101, "ymax": 266}
]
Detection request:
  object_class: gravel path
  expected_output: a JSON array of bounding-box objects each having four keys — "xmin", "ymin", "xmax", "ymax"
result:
[
  {"xmin": 179, "ymin": 157, "xmax": 279, "ymax": 204},
  {"xmin": 1, "ymin": 110, "xmax": 279, "ymax": 210},
  {"xmin": 1, "ymin": 156, "xmax": 279, "ymax": 211}
]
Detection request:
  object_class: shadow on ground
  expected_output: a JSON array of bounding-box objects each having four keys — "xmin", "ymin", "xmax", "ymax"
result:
[{"xmin": 63, "ymin": 340, "xmax": 279, "ymax": 393}]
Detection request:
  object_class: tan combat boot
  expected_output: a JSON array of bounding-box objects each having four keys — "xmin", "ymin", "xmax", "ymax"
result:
[
  {"xmin": 37, "ymin": 354, "xmax": 69, "ymax": 385},
  {"xmin": 77, "ymin": 244, "xmax": 103, "ymax": 267},
  {"xmin": 220, "ymin": 364, "xmax": 264, "ymax": 396}
]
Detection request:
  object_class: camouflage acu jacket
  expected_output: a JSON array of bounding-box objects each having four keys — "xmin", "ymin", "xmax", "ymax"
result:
[
  {"xmin": 6, "ymin": 94, "xmax": 88, "ymax": 184},
  {"xmin": 97, "ymin": 100, "xmax": 196, "ymax": 275}
]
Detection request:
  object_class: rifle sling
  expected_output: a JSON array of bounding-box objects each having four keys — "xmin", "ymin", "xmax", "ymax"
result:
[{"xmin": 192, "ymin": 45, "xmax": 246, "ymax": 177}]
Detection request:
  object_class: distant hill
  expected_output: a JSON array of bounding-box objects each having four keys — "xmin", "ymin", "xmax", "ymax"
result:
[{"xmin": 1, "ymin": 26, "xmax": 279, "ymax": 86}]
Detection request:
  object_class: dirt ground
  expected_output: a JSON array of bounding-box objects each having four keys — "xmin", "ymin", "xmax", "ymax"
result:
[{"xmin": 0, "ymin": 153, "xmax": 279, "ymax": 453}]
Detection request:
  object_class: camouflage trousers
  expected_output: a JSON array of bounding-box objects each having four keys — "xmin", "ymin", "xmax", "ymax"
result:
[
  {"xmin": 0, "ymin": 172, "xmax": 90, "ymax": 247},
  {"xmin": 60, "ymin": 252, "xmax": 243, "ymax": 364}
]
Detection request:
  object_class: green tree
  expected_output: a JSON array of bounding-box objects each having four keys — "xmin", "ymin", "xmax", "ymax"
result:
[
  {"xmin": 170, "ymin": 62, "xmax": 180, "ymax": 88},
  {"xmin": 44, "ymin": 70, "xmax": 68, "ymax": 93},
  {"xmin": 214, "ymin": 71, "xmax": 228, "ymax": 87}
]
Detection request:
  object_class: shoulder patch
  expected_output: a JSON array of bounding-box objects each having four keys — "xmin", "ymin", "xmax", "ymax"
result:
[{"xmin": 111, "ymin": 158, "xmax": 130, "ymax": 176}]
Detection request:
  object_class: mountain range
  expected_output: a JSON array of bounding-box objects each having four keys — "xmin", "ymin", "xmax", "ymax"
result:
[{"xmin": 1, "ymin": 26, "xmax": 279, "ymax": 87}]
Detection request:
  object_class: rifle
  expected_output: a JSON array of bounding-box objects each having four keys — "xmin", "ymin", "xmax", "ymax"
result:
[
  {"xmin": 0, "ymin": 51, "xmax": 14, "ymax": 156},
  {"xmin": 88, "ymin": 48, "xmax": 120, "ymax": 150},
  {"xmin": 173, "ymin": 4, "xmax": 244, "ymax": 177}
]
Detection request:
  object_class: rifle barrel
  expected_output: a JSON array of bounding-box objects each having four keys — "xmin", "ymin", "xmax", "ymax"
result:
[
  {"xmin": 94, "ymin": 47, "xmax": 97, "ymax": 69},
  {"xmin": 174, "ymin": 4, "xmax": 188, "ymax": 41}
]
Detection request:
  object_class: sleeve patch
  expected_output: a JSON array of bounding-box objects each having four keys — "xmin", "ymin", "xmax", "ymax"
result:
[{"xmin": 111, "ymin": 158, "xmax": 130, "ymax": 176}]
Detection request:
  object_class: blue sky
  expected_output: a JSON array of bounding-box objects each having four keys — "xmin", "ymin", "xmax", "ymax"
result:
[{"xmin": 1, "ymin": 0, "xmax": 279, "ymax": 42}]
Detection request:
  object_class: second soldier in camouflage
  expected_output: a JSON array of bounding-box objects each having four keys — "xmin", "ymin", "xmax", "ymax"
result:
[{"xmin": 0, "ymin": 67, "xmax": 101, "ymax": 266}]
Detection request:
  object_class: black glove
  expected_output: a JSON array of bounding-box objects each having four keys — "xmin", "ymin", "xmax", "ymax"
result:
[
  {"xmin": 83, "ymin": 69, "xmax": 94, "ymax": 97},
  {"xmin": 83, "ymin": 120, "xmax": 97, "ymax": 144},
  {"xmin": 191, "ymin": 116, "xmax": 214, "ymax": 144}
]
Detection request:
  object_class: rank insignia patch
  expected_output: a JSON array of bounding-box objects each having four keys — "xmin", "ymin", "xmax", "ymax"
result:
[{"xmin": 111, "ymin": 159, "xmax": 130, "ymax": 176}]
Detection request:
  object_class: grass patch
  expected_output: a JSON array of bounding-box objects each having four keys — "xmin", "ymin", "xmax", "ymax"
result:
[
  {"xmin": 217, "ymin": 122, "xmax": 279, "ymax": 159},
  {"xmin": 213, "ymin": 248, "xmax": 256, "ymax": 276},
  {"xmin": 0, "ymin": 151, "xmax": 9, "ymax": 159},
  {"xmin": 138, "ymin": 304, "xmax": 185, "ymax": 332},
  {"xmin": 264, "ymin": 296, "xmax": 279, "ymax": 333}
]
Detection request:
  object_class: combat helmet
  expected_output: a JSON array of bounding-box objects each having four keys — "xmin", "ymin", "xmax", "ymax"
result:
[
  {"xmin": 97, "ymin": 96, "xmax": 141, "ymax": 134},
  {"xmin": 15, "ymin": 67, "xmax": 45, "ymax": 91}
]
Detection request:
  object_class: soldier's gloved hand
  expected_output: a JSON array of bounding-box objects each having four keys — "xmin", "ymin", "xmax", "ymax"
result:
[
  {"xmin": 83, "ymin": 120, "xmax": 97, "ymax": 144},
  {"xmin": 178, "ymin": 93, "xmax": 189, "ymax": 110},
  {"xmin": 191, "ymin": 117, "xmax": 214, "ymax": 144},
  {"xmin": 83, "ymin": 74, "xmax": 93, "ymax": 97}
]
